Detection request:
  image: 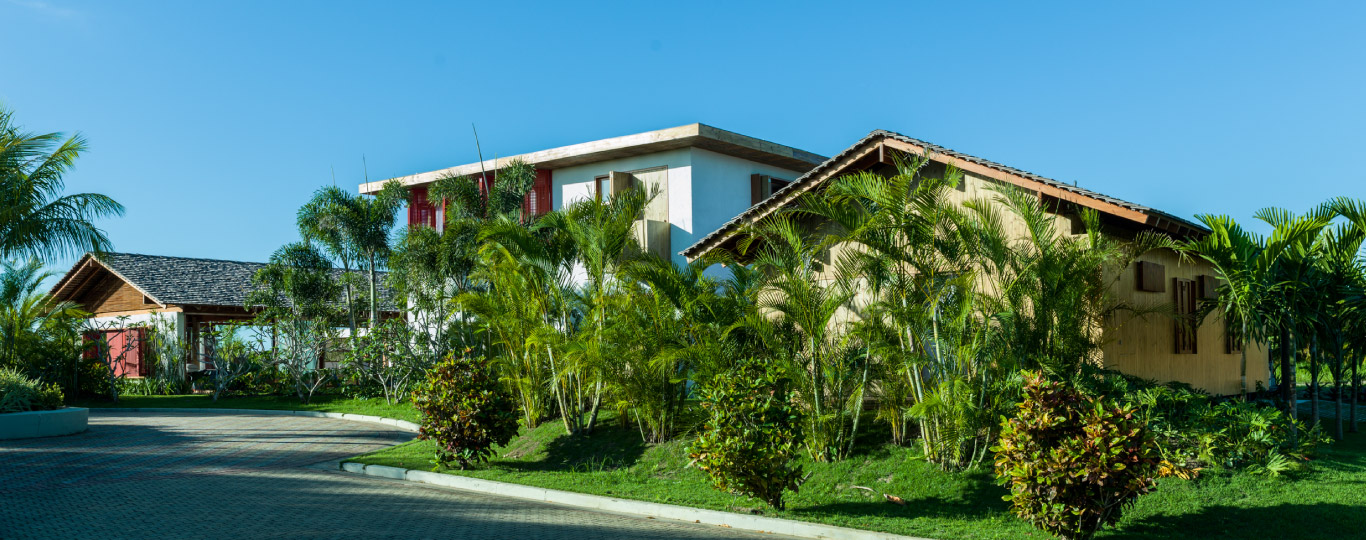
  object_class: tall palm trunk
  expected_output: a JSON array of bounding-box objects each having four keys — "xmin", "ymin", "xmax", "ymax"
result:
[
  {"xmin": 1352, "ymin": 348, "xmax": 1360, "ymax": 433},
  {"xmin": 1239, "ymin": 318, "xmax": 1249, "ymax": 400},
  {"xmin": 1333, "ymin": 339, "xmax": 1344, "ymax": 440},
  {"xmin": 1310, "ymin": 335, "xmax": 1321, "ymax": 428},
  {"xmin": 367, "ymin": 253, "xmax": 379, "ymax": 328},
  {"xmin": 1280, "ymin": 326, "xmax": 1294, "ymax": 414}
]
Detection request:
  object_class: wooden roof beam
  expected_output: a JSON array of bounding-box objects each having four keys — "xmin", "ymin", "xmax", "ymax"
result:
[{"xmin": 881, "ymin": 138, "xmax": 1153, "ymax": 227}]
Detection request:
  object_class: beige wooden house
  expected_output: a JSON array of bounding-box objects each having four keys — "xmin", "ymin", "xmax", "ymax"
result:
[{"xmin": 684, "ymin": 130, "xmax": 1268, "ymax": 396}]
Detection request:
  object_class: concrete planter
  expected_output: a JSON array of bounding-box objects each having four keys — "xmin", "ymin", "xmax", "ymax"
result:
[{"xmin": 0, "ymin": 407, "xmax": 89, "ymax": 440}]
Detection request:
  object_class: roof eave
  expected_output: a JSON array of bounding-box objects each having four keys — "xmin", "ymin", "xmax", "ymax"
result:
[{"xmin": 359, "ymin": 123, "xmax": 827, "ymax": 194}]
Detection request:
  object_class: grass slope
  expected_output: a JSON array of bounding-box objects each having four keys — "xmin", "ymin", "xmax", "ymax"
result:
[
  {"xmin": 70, "ymin": 394, "xmax": 421, "ymax": 423},
  {"xmin": 349, "ymin": 415, "xmax": 1366, "ymax": 540}
]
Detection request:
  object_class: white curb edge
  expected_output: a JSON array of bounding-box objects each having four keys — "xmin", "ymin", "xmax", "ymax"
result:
[
  {"xmin": 87, "ymin": 407, "xmax": 420, "ymax": 433},
  {"xmin": 91, "ymin": 407, "xmax": 931, "ymax": 540},
  {"xmin": 341, "ymin": 462, "xmax": 933, "ymax": 540}
]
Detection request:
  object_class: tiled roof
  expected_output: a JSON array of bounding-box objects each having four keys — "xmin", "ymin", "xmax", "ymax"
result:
[
  {"xmin": 52, "ymin": 252, "xmax": 397, "ymax": 311},
  {"xmin": 681, "ymin": 129, "xmax": 1208, "ymax": 260}
]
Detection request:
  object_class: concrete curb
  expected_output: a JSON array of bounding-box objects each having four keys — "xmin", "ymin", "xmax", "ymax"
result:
[
  {"xmin": 87, "ymin": 407, "xmax": 420, "ymax": 433},
  {"xmin": 340, "ymin": 462, "xmax": 933, "ymax": 540},
  {"xmin": 0, "ymin": 407, "xmax": 89, "ymax": 440}
]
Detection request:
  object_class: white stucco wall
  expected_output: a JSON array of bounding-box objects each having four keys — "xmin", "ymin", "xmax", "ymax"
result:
[
  {"xmin": 687, "ymin": 148, "xmax": 806, "ymax": 273},
  {"xmin": 86, "ymin": 311, "xmax": 184, "ymax": 336},
  {"xmin": 551, "ymin": 148, "xmax": 694, "ymax": 266},
  {"xmin": 547, "ymin": 147, "xmax": 806, "ymax": 270}
]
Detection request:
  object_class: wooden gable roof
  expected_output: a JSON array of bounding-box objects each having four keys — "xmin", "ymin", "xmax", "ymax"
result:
[{"xmin": 682, "ymin": 130, "xmax": 1209, "ymax": 261}]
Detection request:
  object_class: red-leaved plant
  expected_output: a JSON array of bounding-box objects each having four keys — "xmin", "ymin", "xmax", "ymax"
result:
[{"xmin": 993, "ymin": 371, "xmax": 1160, "ymax": 540}]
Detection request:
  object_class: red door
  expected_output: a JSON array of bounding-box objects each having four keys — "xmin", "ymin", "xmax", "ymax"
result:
[{"xmin": 84, "ymin": 328, "xmax": 148, "ymax": 378}]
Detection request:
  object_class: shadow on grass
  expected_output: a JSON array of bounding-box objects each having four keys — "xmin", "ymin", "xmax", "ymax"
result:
[
  {"xmin": 496, "ymin": 422, "xmax": 647, "ymax": 473},
  {"xmin": 791, "ymin": 468, "xmax": 1010, "ymax": 522},
  {"xmin": 1105, "ymin": 503, "xmax": 1366, "ymax": 539}
]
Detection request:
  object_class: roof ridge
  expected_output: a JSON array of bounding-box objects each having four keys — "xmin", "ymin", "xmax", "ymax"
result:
[{"xmin": 96, "ymin": 251, "xmax": 267, "ymax": 266}]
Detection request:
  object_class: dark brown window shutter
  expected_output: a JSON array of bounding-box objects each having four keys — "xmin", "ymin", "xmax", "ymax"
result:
[
  {"xmin": 751, "ymin": 174, "xmax": 763, "ymax": 206},
  {"xmin": 1199, "ymin": 275, "xmax": 1221, "ymax": 300},
  {"xmin": 1136, "ymin": 261, "xmax": 1166, "ymax": 292},
  {"xmin": 1173, "ymin": 277, "xmax": 1198, "ymax": 354}
]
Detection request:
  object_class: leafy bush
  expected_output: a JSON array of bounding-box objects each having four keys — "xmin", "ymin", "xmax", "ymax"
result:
[
  {"xmin": 345, "ymin": 319, "xmax": 431, "ymax": 404},
  {"xmin": 1128, "ymin": 384, "xmax": 1325, "ymax": 476},
  {"xmin": 115, "ymin": 377, "xmax": 179, "ymax": 397},
  {"xmin": 993, "ymin": 371, "xmax": 1159, "ymax": 540},
  {"xmin": 412, "ymin": 353, "xmax": 519, "ymax": 469},
  {"xmin": 688, "ymin": 357, "xmax": 806, "ymax": 510},
  {"xmin": 0, "ymin": 367, "xmax": 64, "ymax": 413}
]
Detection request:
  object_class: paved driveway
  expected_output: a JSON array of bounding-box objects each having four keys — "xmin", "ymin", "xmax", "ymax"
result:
[{"xmin": 0, "ymin": 411, "xmax": 782, "ymax": 540}]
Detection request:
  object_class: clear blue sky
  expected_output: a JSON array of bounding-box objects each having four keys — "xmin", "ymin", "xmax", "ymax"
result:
[{"xmin": 3, "ymin": 1, "xmax": 1364, "ymax": 272}]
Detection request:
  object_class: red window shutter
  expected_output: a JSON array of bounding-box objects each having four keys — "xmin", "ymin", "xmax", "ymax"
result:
[
  {"xmin": 82, "ymin": 331, "xmax": 100, "ymax": 360},
  {"xmin": 409, "ymin": 187, "xmax": 436, "ymax": 228},
  {"xmin": 138, "ymin": 328, "xmax": 150, "ymax": 377},
  {"xmin": 524, "ymin": 168, "xmax": 553, "ymax": 219}
]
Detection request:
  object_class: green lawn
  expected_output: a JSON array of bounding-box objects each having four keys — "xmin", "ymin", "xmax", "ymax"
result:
[
  {"xmin": 349, "ymin": 416, "xmax": 1366, "ymax": 540},
  {"xmin": 70, "ymin": 394, "xmax": 421, "ymax": 423}
]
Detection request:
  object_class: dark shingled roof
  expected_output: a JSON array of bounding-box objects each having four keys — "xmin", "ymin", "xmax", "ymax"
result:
[
  {"xmin": 52, "ymin": 252, "xmax": 397, "ymax": 311},
  {"xmin": 682, "ymin": 129, "xmax": 1209, "ymax": 260}
]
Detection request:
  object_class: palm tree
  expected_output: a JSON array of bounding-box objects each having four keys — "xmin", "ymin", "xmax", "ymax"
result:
[
  {"xmin": 0, "ymin": 105, "xmax": 124, "ymax": 261},
  {"xmin": 737, "ymin": 214, "xmax": 861, "ymax": 461},
  {"xmin": 1180, "ymin": 213, "xmax": 1322, "ymax": 401},
  {"xmin": 1254, "ymin": 207, "xmax": 1332, "ymax": 419},
  {"xmin": 0, "ymin": 259, "xmax": 83, "ymax": 376},
  {"xmin": 298, "ymin": 186, "xmax": 363, "ymax": 340},
  {"xmin": 332, "ymin": 180, "xmax": 406, "ymax": 328},
  {"xmin": 1310, "ymin": 220, "xmax": 1363, "ymax": 439},
  {"xmin": 537, "ymin": 186, "xmax": 649, "ymax": 434},
  {"xmin": 1327, "ymin": 197, "xmax": 1366, "ymax": 433}
]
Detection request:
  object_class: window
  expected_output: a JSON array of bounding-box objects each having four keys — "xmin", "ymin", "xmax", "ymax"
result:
[
  {"xmin": 751, "ymin": 174, "xmax": 792, "ymax": 205},
  {"xmin": 1173, "ymin": 277, "xmax": 1198, "ymax": 354},
  {"xmin": 595, "ymin": 175, "xmax": 611, "ymax": 202}
]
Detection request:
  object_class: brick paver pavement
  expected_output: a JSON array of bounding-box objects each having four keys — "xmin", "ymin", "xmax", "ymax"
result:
[{"xmin": 0, "ymin": 411, "xmax": 786, "ymax": 540}]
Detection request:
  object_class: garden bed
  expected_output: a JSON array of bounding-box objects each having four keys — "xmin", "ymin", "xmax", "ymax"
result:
[
  {"xmin": 0, "ymin": 407, "xmax": 88, "ymax": 440},
  {"xmin": 347, "ymin": 418, "xmax": 1366, "ymax": 540}
]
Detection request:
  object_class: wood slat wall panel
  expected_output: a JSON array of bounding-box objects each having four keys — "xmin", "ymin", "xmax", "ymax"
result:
[
  {"xmin": 1102, "ymin": 248, "xmax": 1270, "ymax": 395},
  {"xmin": 78, "ymin": 275, "xmax": 156, "ymax": 315}
]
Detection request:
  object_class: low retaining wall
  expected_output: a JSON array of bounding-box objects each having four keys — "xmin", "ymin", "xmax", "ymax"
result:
[{"xmin": 0, "ymin": 407, "xmax": 89, "ymax": 440}]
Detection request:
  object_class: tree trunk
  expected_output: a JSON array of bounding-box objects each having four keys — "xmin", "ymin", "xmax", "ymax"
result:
[
  {"xmin": 368, "ymin": 253, "xmax": 379, "ymax": 328},
  {"xmin": 1280, "ymin": 327, "xmax": 1294, "ymax": 415},
  {"xmin": 1240, "ymin": 319, "xmax": 1249, "ymax": 400},
  {"xmin": 1352, "ymin": 348, "xmax": 1360, "ymax": 434},
  {"xmin": 1334, "ymin": 340, "xmax": 1344, "ymax": 440},
  {"xmin": 1310, "ymin": 335, "xmax": 1320, "ymax": 429}
]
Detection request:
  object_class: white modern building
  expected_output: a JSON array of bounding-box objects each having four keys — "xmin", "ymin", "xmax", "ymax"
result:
[{"xmin": 359, "ymin": 123, "xmax": 826, "ymax": 266}]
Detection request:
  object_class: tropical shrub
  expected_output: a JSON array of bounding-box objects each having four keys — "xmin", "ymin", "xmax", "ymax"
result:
[
  {"xmin": 0, "ymin": 367, "xmax": 63, "ymax": 413},
  {"xmin": 1128, "ymin": 384, "xmax": 1325, "ymax": 475},
  {"xmin": 994, "ymin": 371, "xmax": 1159, "ymax": 540},
  {"xmin": 688, "ymin": 357, "xmax": 806, "ymax": 510},
  {"xmin": 345, "ymin": 318, "xmax": 430, "ymax": 405},
  {"xmin": 413, "ymin": 353, "xmax": 519, "ymax": 469}
]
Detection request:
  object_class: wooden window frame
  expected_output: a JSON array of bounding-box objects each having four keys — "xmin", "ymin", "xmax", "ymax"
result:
[
  {"xmin": 594, "ymin": 175, "xmax": 610, "ymax": 202},
  {"xmin": 751, "ymin": 174, "xmax": 792, "ymax": 205}
]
